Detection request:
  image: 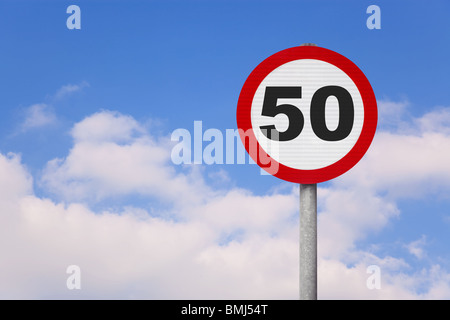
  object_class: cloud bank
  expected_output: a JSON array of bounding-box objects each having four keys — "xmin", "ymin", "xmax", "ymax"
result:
[{"xmin": 1, "ymin": 103, "xmax": 450, "ymax": 299}]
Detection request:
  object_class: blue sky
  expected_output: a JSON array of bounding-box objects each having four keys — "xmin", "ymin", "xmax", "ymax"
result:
[{"xmin": 1, "ymin": 0, "xmax": 450, "ymax": 299}]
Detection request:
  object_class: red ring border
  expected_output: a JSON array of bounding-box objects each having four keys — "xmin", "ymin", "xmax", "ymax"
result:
[{"xmin": 236, "ymin": 46, "xmax": 377, "ymax": 184}]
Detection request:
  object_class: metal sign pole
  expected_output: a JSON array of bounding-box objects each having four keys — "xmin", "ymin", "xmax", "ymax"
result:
[
  {"xmin": 299, "ymin": 42, "xmax": 318, "ymax": 301},
  {"xmin": 300, "ymin": 183, "xmax": 317, "ymax": 300},
  {"xmin": 237, "ymin": 42, "xmax": 376, "ymax": 301}
]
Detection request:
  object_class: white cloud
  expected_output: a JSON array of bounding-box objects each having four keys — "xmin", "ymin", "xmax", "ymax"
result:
[
  {"xmin": 318, "ymin": 258, "xmax": 416, "ymax": 299},
  {"xmin": 1, "ymin": 110, "xmax": 302, "ymax": 299},
  {"xmin": 406, "ymin": 235, "xmax": 427, "ymax": 260},
  {"xmin": 19, "ymin": 82, "xmax": 88, "ymax": 133},
  {"xmin": 0, "ymin": 152, "xmax": 33, "ymax": 199},
  {"xmin": 377, "ymin": 99, "xmax": 410, "ymax": 130},
  {"xmin": 42, "ymin": 111, "xmax": 214, "ymax": 206},
  {"xmin": 71, "ymin": 110, "xmax": 145, "ymax": 143},
  {"xmin": 314, "ymin": 105, "xmax": 450, "ymax": 299},
  {"xmin": 21, "ymin": 104, "xmax": 56, "ymax": 131},
  {"xmin": 415, "ymin": 107, "xmax": 450, "ymax": 135},
  {"xmin": 0, "ymin": 153, "xmax": 300, "ymax": 299},
  {"xmin": 54, "ymin": 81, "xmax": 89, "ymax": 100},
  {"xmin": 318, "ymin": 186, "xmax": 399, "ymax": 259},
  {"xmin": 335, "ymin": 108, "xmax": 450, "ymax": 199},
  {"xmin": 2, "ymin": 105, "xmax": 450, "ymax": 299}
]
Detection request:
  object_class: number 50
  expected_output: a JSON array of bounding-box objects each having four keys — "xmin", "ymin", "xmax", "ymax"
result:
[{"xmin": 260, "ymin": 86, "xmax": 355, "ymax": 141}]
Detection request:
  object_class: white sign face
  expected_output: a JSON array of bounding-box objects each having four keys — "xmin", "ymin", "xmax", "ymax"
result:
[
  {"xmin": 237, "ymin": 46, "xmax": 377, "ymax": 184},
  {"xmin": 251, "ymin": 59, "xmax": 365, "ymax": 170}
]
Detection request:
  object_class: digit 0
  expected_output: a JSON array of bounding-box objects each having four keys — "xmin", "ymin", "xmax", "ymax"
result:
[{"xmin": 310, "ymin": 86, "xmax": 354, "ymax": 141}]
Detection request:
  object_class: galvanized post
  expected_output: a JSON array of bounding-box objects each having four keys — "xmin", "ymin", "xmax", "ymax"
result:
[
  {"xmin": 299, "ymin": 42, "xmax": 318, "ymax": 301},
  {"xmin": 300, "ymin": 183, "xmax": 317, "ymax": 300}
]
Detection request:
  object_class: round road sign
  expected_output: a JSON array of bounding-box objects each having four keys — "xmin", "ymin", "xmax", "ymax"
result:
[{"xmin": 236, "ymin": 46, "xmax": 377, "ymax": 184}]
